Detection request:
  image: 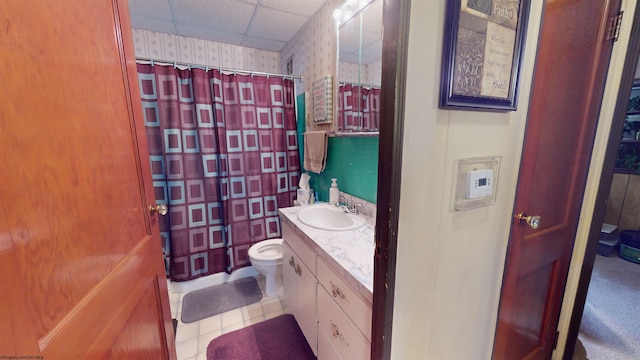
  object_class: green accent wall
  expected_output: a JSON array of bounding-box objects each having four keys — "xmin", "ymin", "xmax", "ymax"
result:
[{"xmin": 296, "ymin": 94, "xmax": 378, "ymax": 203}]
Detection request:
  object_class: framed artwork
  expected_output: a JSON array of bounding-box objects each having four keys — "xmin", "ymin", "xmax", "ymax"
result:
[{"xmin": 440, "ymin": 0, "xmax": 531, "ymax": 111}]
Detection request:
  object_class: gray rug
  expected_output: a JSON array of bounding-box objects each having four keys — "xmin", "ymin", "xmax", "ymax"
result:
[
  {"xmin": 181, "ymin": 277, "xmax": 262, "ymax": 324},
  {"xmin": 578, "ymin": 252, "xmax": 640, "ymax": 359}
]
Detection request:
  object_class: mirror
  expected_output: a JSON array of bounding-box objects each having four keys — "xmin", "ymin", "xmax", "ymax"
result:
[{"xmin": 335, "ymin": 0, "xmax": 383, "ymax": 134}]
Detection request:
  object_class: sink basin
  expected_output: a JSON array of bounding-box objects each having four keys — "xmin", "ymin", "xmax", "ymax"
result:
[{"xmin": 297, "ymin": 204, "xmax": 366, "ymax": 231}]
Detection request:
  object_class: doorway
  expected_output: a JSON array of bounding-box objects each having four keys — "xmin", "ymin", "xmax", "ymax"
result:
[{"xmin": 565, "ymin": 3, "xmax": 640, "ymax": 359}]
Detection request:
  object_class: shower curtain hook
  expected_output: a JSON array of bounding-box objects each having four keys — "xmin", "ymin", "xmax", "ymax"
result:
[
  {"xmin": 266, "ymin": 73, "xmax": 270, "ymax": 79},
  {"xmin": 150, "ymin": 59, "xmax": 154, "ymax": 66}
]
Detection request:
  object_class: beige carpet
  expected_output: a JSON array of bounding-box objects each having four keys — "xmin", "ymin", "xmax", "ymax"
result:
[{"xmin": 577, "ymin": 252, "xmax": 640, "ymax": 359}]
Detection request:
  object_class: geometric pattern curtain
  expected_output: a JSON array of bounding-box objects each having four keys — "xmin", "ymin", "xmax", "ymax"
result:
[
  {"xmin": 337, "ymin": 83, "xmax": 381, "ymax": 132},
  {"xmin": 136, "ymin": 63, "xmax": 300, "ymax": 281}
]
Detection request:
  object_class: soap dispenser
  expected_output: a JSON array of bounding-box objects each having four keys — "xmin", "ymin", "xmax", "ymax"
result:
[{"xmin": 329, "ymin": 178, "xmax": 339, "ymax": 205}]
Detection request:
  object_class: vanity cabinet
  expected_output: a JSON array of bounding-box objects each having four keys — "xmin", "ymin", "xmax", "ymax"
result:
[
  {"xmin": 317, "ymin": 257, "xmax": 372, "ymax": 359},
  {"xmin": 282, "ymin": 222, "xmax": 318, "ymax": 356},
  {"xmin": 282, "ymin": 219, "xmax": 373, "ymax": 360}
]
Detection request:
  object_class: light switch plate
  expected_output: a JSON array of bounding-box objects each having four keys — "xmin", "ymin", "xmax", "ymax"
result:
[{"xmin": 453, "ymin": 156, "xmax": 501, "ymax": 211}]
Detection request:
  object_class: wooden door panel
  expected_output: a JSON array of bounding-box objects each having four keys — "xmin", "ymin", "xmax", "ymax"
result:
[
  {"xmin": 603, "ymin": 173, "xmax": 628, "ymax": 226},
  {"xmin": 493, "ymin": 0, "xmax": 620, "ymax": 358},
  {"xmin": 106, "ymin": 277, "xmax": 168, "ymax": 359},
  {"xmin": 619, "ymin": 175, "xmax": 640, "ymax": 229},
  {"xmin": 0, "ymin": 0, "xmax": 175, "ymax": 358},
  {"xmin": 39, "ymin": 236, "xmax": 165, "ymax": 357},
  {"xmin": 519, "ymin": 229, "xmax": 565, "ymax": 275},
  {"xmin": 3, "ymin": 0, "xmax": 146, "ymax": 332},
  {"xmin": 498, "ymin": 265, "xmax": 554, "ymax": 359}
]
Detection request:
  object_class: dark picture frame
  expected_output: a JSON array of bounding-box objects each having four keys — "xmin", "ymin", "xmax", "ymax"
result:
[{"xmin": 440, "ymin": 0, "xmax": 531, "ymax": 111}]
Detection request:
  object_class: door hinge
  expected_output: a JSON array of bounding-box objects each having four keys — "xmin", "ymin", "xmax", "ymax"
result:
[
  {"xmin": 607, "ymin": 11, "xmax": 624, "ymax": 42},
  {"xmin": 552, "ymin": 330, "xmax": 560, "ymax": 350}
]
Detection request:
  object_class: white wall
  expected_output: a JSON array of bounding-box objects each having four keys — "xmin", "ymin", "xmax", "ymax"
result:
[{"xmin": 390, "ymin": 1, "xmax": 544, "ymax": 359}]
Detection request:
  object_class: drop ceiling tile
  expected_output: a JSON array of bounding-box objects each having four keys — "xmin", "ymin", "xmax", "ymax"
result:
[
  {"xmin": 361, "ymin": 0, "xmax": 383, "ymax": 33},
  {"xmin": 260, "ymin": 0, "xmax": 326, "ymax": 17},
  {"xmin": 361, "ymin": 29, "xmax": 380, "ymax": 48},
  {"xmin": 130, "ymin": 15, "xmax": 177, "ymax": 34},
  {"xmin": 241, "ymin": 36, "xmax": 287, "ymax": 52},
  {"xmin": 248, "ymin": 7, "xmax": 307, "ymax": 42},
  {"xmin": 340, "ymin": 53, "xmax": 360, "ymax": 64},
  {"xmin": 170, "ymin": 0, "xmax": 256, "ymax": 34},
  {"xmin": 175, "ymin": 23, "xmax": 245, "ymax": 45},
  {"xmin": 128, "ymin": 0, "xmax": 173, "ymax": 20},
  {"xmin": 361, "ymin": 40, "xmax": 381, "ymax": 61},
  {"xmin": 338, "ymin": 27, "xmax": 360, "ymax": 55},
  {"xmin": 360, "ymin": 54, "xmax": 377, "ymax": 65}
]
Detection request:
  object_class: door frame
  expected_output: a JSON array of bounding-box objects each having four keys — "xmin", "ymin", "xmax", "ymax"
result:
[
  {"xmin": 371, "ymin": 0, "xmax": 411, "ymax": 358},
  {"xmin": 563, "ymin": 3, "xmax": 640, "ymax": 358},
  {"xmin": 372, "ymin": 1, "xmax": 640, "ymax": 359}
]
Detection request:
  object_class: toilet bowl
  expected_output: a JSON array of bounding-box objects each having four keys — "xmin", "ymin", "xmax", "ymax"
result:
[{"xmin": 248, "ymin": 239, "xmax": 283, "ymax": 297}]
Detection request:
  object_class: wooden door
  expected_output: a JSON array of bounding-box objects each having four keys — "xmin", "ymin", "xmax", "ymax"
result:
[
  {"xmin": 0, "ymin": 0, "xmax": 176, "ymax": 358},
  {"xmin": 492, "ymin": 0, "xmax": 620, "ymax": 359}
]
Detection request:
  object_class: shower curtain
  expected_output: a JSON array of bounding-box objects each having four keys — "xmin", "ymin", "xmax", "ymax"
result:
[
  {"xmin": 337, "ymin": 83, "xmax": 381, "ymax": 132},
  {"xmin": 137, "ymin": 63, "xmax": 300, "ymax": 281}
]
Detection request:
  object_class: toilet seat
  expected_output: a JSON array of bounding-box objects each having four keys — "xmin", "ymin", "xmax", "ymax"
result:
[
  {"xmin": 248, "ymin": 239, "xmax": 283, "ymax": 261},
  {"xmin": 248, "ymin": 239, "xmax": 284, "ymax": 297}
]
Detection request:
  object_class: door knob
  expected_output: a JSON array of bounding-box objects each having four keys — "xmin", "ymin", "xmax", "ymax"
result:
[
  {"xmin": 149, "ymin": 204, "xmax": 168, "ymax": 216},
  {"xmin": 515, "ymin": 213, "xmax": 541, "ymax": 229}
]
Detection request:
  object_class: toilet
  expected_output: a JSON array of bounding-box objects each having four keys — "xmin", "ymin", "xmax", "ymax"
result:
[{"xmin": 248, "ymin": 239, "xmax": 283, "ymax": 296}]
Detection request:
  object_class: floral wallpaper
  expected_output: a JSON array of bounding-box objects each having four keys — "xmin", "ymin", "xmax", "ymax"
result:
[
  {"xmin": 131, "ymin": 0, "xmax": 352, "ymax": 132},
  {"xmin": 340, "ymin": 60, "xmax": 382, "ymax": 86},
  {"xmin": 131, "ymin": 29, "xmax": 281, "ymax": 74},
  {"xmin": 280, "ymin": 0, "xmax": 340, "ymax": 131}
]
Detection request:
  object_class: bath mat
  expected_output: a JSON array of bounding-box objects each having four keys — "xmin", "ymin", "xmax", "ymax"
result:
[
  {"xmin": 206, "ymin": 314, "xmax": 315, "ymax": 360},
  {"xmin": 181, "ymin": 277, "xmax": 262, "ymax": 323}
]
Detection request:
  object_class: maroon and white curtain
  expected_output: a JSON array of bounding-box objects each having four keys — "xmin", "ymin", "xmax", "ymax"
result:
[
  {"xmin": 337, "ymin": 83, "xmax": 381, "ymax": 132},
  {"xmin": 137, "ymin": 63, "xmax": 300, "ymax": 281}
]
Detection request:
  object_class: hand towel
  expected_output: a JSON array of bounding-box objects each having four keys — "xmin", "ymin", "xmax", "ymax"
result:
[{"xmin": 303, "ymin": 131, "xmax": 328, "ymax": 173}]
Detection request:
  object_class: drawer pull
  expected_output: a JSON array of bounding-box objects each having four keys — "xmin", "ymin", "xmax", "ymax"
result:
[
  {"xmin": 295, "ymin": 263, "xmax": 302, "ymax": 276},
  {"xmin": 330, "ymin": 321, "xmax": 349, "ymax": 346},
  {"xmin": 331, "ymin": 282, "xmax": 346, "ymax": 301},
  {"xmin": 289, "ymin": 256, "xmax": 295, "ymax": 267}
]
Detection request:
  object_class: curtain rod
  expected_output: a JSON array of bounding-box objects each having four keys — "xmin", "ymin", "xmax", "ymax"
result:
[
  {"xmin": 339, "ymin": 81, "xmax": 380, "ymax": 88},
  {"xmin": 136, "ymin": 57, "xmax": 302, "ymax": 80}
]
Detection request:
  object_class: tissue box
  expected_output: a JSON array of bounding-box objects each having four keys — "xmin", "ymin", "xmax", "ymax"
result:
[{"xmin": 297, "ymin": 189, "xmax": 310, "ymax": 205}]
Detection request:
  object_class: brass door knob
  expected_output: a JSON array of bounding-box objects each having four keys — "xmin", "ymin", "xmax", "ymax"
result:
[
  {"xmin": 515, "ymin": 213, "xmax": 541, "ymax": 229},
  {"xmin": 149, "ymin": 204, "xmax": 168, "ymax": 216}
]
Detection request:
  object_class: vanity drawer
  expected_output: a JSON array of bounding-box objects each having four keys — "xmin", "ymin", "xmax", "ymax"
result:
[
  {"xmin": 318, "ymin": 257, "xmax": 372, "ymax": 340},
  {"xmin": 283, "ymin": 221, "xmax": 317, "ymax": 275},
  {"xmin": 317, "ymin": 285, "xmax": 370, "ymax": 360},
  {"xmin": 317, "ymin": 324, "xmax": 341, "ymax": 360}
]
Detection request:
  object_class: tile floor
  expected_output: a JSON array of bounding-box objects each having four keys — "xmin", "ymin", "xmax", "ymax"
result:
[{"xmin": 168, "ymin": 275, "xmax": 286, "ymax": 360}]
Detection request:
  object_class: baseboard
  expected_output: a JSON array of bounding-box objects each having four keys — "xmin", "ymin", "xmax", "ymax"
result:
[{"xmin": 168, "ymin": 266, "xmax": 259, "ymax": 294}]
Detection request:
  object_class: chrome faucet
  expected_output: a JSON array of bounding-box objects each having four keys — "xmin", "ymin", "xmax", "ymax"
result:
[{"xmin": 336, "ymin": 195, "xmax": 362, "ymax": 214}]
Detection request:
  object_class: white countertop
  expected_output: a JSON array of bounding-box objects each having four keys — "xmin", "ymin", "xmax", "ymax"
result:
[{"xmin": 279, "ymin": 204, "xmax": 375, "ymax": 303}]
